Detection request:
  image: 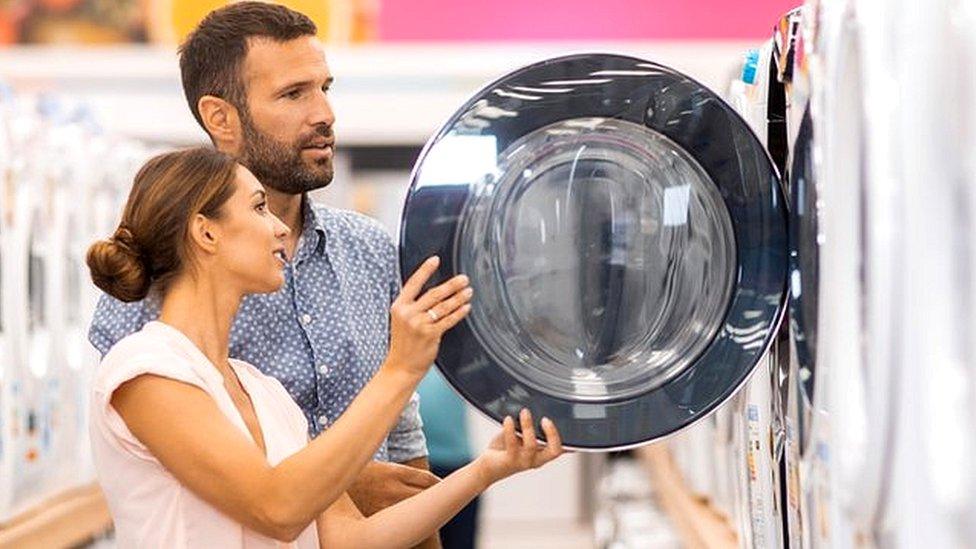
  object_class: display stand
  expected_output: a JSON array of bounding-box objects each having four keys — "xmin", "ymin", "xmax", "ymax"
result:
[
  {"xmin": 636, "ymin": 444, "xmax": 738, "ymax": 549},
  {"xmin": 0, "ymin": 484, "xmax": 112, "ymax": 548}
]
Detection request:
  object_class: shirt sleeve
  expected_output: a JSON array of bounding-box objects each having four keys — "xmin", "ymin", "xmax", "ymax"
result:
[
  {"xmin": 92, "ymin": 346, "xmax": 209, "ymax": 462},
  {"xmin": 387, "ymin": 391, "xmax": 428, "ymax": 463},
  {"xmin": 385, "ymin": 236, "xmax": 429, "ymax": 463},
  {"xmin": 88, "ymin": 293, "xmax": 161, "ymax": 358}
]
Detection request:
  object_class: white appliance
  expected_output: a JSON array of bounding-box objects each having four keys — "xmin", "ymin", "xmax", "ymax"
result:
[
  {"xmin": 773, "ymin": 2, "xmax": 837, "ymax": 546},
  {"xmin": 771, "ymin": 7, "xmax": 817, "ymax": 548},
  {"xmin": 825, "ymin": 0, "xmax": 976, "ymax": 546},
  {"xmin": 21, "ymin": 138, "xmax": 62, "ymax": 511},
  {"xmin": 0, "ymin": 95, "xmax": 139, "ymax": 521},
  {"xmin": 726, "ymin": 37, "xmax": 794, "ymax": 549},
  {"xmin": 41, "ymin": 121, "xmax": 93, "ymax": 495},
  {"xmin": 798, "ymin": 0, "xmax": 976, "ymax": 546},
  {"xmin": 0, "ymin": 98, "xmax": 16, "ymax": 521},
  {"xmin": 805, "ymin": 0, "xmax": 894, "ymax": 545},
  {"xmin": 2, "ymin": 144, "xmax": 43, "ymax": 519},
  {"xmin": 669, "ymin": 418, "xmax": 717, "ymax": 504}
]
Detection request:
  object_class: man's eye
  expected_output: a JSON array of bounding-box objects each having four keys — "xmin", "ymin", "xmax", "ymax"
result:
[
  {"xmin": 285, "ymin": 89, "xmax": 301, "ymax": 99},
  {"xmin": 256, "ymin": 202, "xmax": 267, "ymax": 212}
]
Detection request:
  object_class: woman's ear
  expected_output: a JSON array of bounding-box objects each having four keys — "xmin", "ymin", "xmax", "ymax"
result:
[
  {"xmin": 188, "ymin": 213, "xmax": 220, "ymax": 256},
  {"xmin": 197, "ymin": 95, "xmax": 241, "ymax": 149}
]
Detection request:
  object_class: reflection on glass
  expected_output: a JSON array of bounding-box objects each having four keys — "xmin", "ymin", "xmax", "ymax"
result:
[
  {"xmin": 457, "ymin": 118, "xmax": 736, "ymax": 401},
  {"xmin": 417, "ymin": 134, "xmax": 498, "ymax": 187},
  {"xmin": 788, "ymin": 108, "xmax": 820, "ymax": 451}
]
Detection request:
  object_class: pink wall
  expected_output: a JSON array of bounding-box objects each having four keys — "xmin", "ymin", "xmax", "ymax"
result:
[{"xmin": 379, "ymin": 0, "xmax": 800, "ymax": 41}]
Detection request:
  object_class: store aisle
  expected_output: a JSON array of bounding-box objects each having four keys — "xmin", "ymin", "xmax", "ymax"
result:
[{"xmin": 478, "ymin": 519, "xmax": 594, "ymax": 549}]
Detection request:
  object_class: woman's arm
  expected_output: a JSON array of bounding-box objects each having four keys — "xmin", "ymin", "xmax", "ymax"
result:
[
  {"xmin": 112, "ymin": 367, "xmax": 415, "ymax": 541},
  {"xmin": 111, "ymin": 257, "xmax": 472, "ymax": 542},
  {"xmin": 316, "ymin": 410, "xmax": 564, "ymax": 549}
]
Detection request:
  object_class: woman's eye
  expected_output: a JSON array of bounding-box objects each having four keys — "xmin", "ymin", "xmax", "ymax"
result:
[{"xmin": 256, "ymin": 202, "xmax": 267, "ymax": 213}]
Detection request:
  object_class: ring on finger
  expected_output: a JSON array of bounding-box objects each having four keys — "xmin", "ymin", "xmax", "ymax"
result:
[{"xmin": 427, "ymin": 309, "xmax": 439, "ymax": 322}]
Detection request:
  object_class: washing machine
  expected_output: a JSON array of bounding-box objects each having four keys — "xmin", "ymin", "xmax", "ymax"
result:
[
  {"xmin": 834, "ymin": 0, "xmax": 976, "ymax": 546},
  {"xmin": 785, "ymin": 104, "xmax": 822, "ymax": 548},
  {"xmin": 398, "ymin": 56, "xmax": 789, "ymax": 548},
  {"xmin": 1, "ymin": 150, "xmax": 41, "ymax": 520},
  {"xmin": 40, "ymin": 121, "xmax": 94, "ymax": 494},
  {"xmin": 721, "ymin": 3, "xmax": 840, "ymax": 548},
  {"xmin": 0, "ymin": 99, "xmax": 73, "ymax": 515},
  {"xmin": 62, "ymin": 129, "xmax": 107, "ymax": 482},
  {"xmin": 69, "ymin": 126, "xmax": 140, "ymax": 480},
  {"xmin": 769, "ymin": 6, "xmax": 822, "ymax": 548},
  {"xmin": 669, "ymin": 416, "xmax": 716, "ymax": 504},
  {"xmin": 0, "ymin": 95, "xmax": 44, "ymax": 522},
  {"xmin": 961, "ymin": 2, "xmax": 976, "ymax": 541},
  {"xmin": 804, "ymin": 0, "xmax": 893, "ymax": 545},
  {"xmin": 803, "ymin": 0, "xmax": 934, "ymax": 545},
  {"xmin": 0, "ymin": 102, "xmax": 15, "ymax": 521},
  {"xmin": 22, "ymin": 148, "xmax": 61, "ymax": 509},
  {"xmin": 711, "ymin": 401, "xmax": 747, "ymax": 533},
  {"xmin": 671, "ymin": 43, "xmax": 786, "ymax": 533},
  {"xmin": 726, "ymin": 34, "xmax": 802, "ymax": 549},
  {"xmin": 0, "ymin": 95, "xmax": 135, "ymax": 520},
  {"xmin": 772, "ymin": 2, "xmax": 839, "ymax": 547}
]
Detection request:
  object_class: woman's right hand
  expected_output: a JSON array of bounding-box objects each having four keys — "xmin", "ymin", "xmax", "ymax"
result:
[
  {"xmin": 473, "ymin": 409, "xmax": 564, "ymax": 487},
  {"xmin": 387, "ymin": 256, "xmax": 472, "ymax": 378}
]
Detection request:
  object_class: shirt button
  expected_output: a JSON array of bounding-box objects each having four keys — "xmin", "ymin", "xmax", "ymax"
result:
[
  {"xmin": 318, "ymin": 414, "xmax": 329, "ymax": 426},
  {"xmin": 318, "ymin": 364, "xmax": 330, "ymax": 376},
  {"xmin": 301, "ymin": 314, "xmax": 312, "ymax": 325}
]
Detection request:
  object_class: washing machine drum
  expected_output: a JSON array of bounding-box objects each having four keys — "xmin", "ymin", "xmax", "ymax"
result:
[{"xmin": 400, "ymin": 54, "xmax": 787, "ymax": 450}]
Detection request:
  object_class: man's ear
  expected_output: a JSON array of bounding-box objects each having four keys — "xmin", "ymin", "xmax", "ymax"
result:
[
  {"xmin": 198, "ymin": 95, "xmax": 241, "ymax": 147},
  {"xmin": 188, "ymin": 213, "xmax": 220, "ymax": 256}
]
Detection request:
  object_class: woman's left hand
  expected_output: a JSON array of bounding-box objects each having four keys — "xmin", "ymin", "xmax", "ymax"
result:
[{"xmin": 473, "ymin": 408, "xmax": 564, "ymax": 487}]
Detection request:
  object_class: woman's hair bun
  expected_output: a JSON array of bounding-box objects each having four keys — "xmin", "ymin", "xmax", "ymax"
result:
[
  {"xmin": 86, "ymin": 226, "xmax": 151, "ymax": 303},
  {"xmin": 86, "ymin": 147, "xmax": 239, "ymax": 302}
]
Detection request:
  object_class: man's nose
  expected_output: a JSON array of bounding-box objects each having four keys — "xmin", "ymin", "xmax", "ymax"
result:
[{"xmin": 310, "ymin": 91, "xmax": 335, "ymax": 128}]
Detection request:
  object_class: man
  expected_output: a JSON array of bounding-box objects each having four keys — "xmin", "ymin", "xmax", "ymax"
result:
[{"xmin": 88, "ymin": 3, "xmax": 440, "ymax": 545}]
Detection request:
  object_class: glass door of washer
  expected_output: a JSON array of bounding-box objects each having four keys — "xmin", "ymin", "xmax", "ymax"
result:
[{"xmin": 400, "ymin": 54, "xmax": 788, "ymax": 450}]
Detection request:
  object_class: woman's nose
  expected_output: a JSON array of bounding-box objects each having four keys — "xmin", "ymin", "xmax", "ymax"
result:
[{"xmin": 273, "ymin": 215, "xmax": 290, "ymax": 238}]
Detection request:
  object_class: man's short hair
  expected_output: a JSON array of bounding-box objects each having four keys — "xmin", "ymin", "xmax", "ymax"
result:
[{"xmin": 178, "ymin": 2, "xmax": 317, "ymax": 133}]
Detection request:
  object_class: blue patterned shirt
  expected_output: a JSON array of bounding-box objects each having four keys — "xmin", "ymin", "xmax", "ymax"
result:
[{"xmin": 88, "ymin": 199, "xmax": 426, "ymax": 463}]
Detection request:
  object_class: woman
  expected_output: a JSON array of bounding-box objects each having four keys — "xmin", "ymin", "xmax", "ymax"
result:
[{"xmin": 86, "ymin": 147, "xmax": 563, "ymax": 548}]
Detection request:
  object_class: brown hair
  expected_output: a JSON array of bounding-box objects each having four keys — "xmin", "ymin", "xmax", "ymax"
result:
[
  {"xmin": 178, "ymin": 2, "xmax": 318, "ymax": 132},
  {"xmin": 87, "ymin": 147, "xmax": 238, "ymax": 302}
]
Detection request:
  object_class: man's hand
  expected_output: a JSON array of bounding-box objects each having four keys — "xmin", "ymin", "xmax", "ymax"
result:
[
  {"xmin": 348, "ymin": 459, "xmax": 444, "ymax": 548},
  {"xmin": 347, "ymin": 459, "xmax": 441, "ymax": 516}
]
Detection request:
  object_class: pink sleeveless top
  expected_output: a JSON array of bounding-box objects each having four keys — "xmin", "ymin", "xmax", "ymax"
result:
[{"xmin": 90, "ymin": 321, "xmax": 319, "ymax": 548}]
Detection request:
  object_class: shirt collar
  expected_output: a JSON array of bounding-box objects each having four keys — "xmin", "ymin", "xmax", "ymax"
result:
[{"xmin": 298, "ymin": 194, "xmax": 328, "ymax": 258}]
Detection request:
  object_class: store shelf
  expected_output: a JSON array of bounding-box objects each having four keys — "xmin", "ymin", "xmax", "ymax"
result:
[
  {"xmin": 0, "ymin": 41, "xmax": 750, "ymax": 146},
  {"xmin": 636, "ymin": 444, "xmax": 738, "ymax": 549},
  {"xmin": 0, "ymin": 484, "xmax": 112, "ymax": 549}
]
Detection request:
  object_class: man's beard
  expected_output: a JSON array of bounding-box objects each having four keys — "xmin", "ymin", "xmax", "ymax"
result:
[{"xmin": 238, "ymin": 112, "xmax": 334, "ymax": 195}]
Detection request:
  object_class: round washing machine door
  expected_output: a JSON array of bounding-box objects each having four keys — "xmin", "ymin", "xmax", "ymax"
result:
[
  {"xmin": 788, "ymin": 106, "xmax": 820, "ymax": 455},
  {"xmin": 400, "ymin": 54, "xmax": 788, "ymax": 450}
]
